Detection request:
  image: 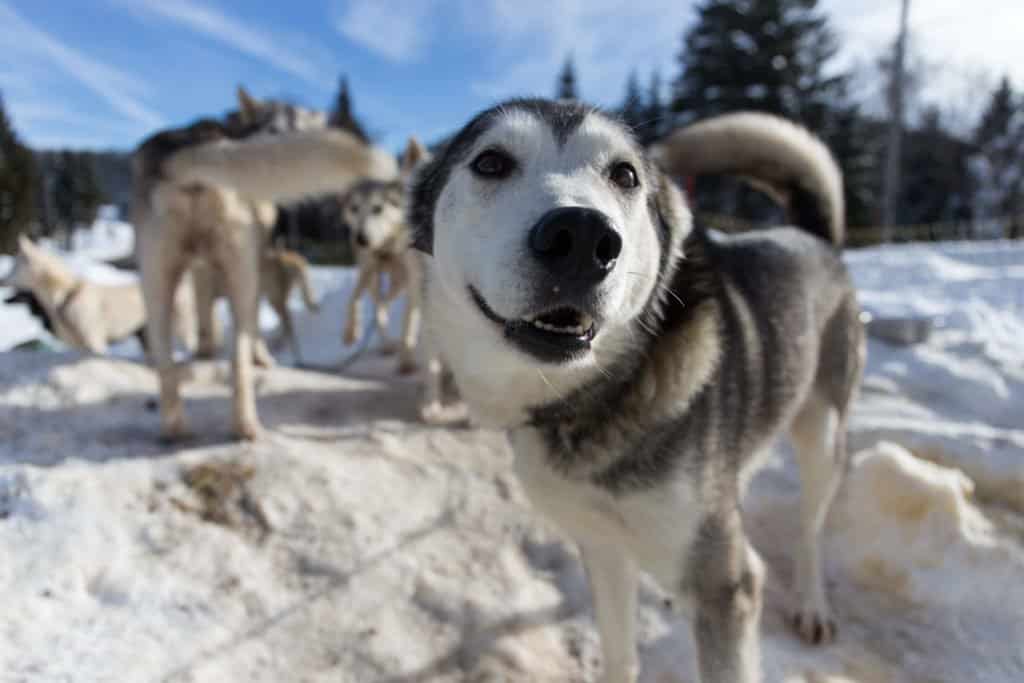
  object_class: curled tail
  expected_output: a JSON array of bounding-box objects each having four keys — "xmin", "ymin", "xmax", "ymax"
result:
[
  {"xmin": 162, "ymin": 129, "xmax": 398, "ymax": 205},
  {"xmin": 651, "ymin": 112, "xmax": 845, "ymax": 245}
]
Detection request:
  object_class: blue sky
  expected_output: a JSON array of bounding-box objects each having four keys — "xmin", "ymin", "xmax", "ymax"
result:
[{"xmin": 1, "ymin": 0, "xmax": 1022, "ymax": 152}]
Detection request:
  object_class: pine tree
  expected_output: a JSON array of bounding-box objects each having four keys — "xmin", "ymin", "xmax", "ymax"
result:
[
  {"xmin": 70, "ymin": 152, "xmax": 104, "ymax": 225},
  {"xmin": 974, "ymin": 77, "xmax": 1015, "ymax": 149},
  {"xmin": 53, "ymin": 151, "xmax": 76, "ymax": 247},
  {"xmin": 672, "ymin": 0, "xmax": 845, "ymax": 126},
  {"xmin": 48, "ymin": 151, "xmax": 104, "ymax": 248},
  {"xmin": 618, "ymin": 70, "xmax": 645, "ymax": 133},
  {"xmin": 328, "ymin": 76, "xmax": 370, "ymax": 143},
  {"xmin": 901, "ymin": 107, "xmax": 974, "ymax": 227},
  {"xmin": 969, "ymin": 77, "xmax": 1024, "ymax": 237},
  {"xmin": 670, "ymin": 0, "xmax": 851, "ymax": 222},
  {"xmin": 556, "ymin": 55, "xmax": 578, "ymax": 101},
  {"xmin": 0, "ymin": 92, "xmax": 37, "ymax": 254}
]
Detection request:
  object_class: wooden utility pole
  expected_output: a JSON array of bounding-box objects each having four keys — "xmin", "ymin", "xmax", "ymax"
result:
[{"xmin": 882, "ymin": 0, "xmax": 911, "ymax": 240}]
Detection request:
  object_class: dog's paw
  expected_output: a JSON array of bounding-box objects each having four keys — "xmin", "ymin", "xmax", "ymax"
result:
[
  {"xmin": 195, "ymin": 346, "xmax": 218, "ymax": 360},
  {"xmin": 419, "ymin": 401, "xmax": 469, "ymax": 426},
  {"xmin": 252, "ymin": 350, "xmax": 276, "ymax": 369},
  {"xmin": 342, "ymin": 321, "xmax": 358, "ymax": 346},
  {"xmin": 790, "ymin": 606, "xmax": 837, "ymax": 645},
  {"xmin": 377, "ymin": 340, "xmax": 398, "ymax": 356},
  {"xmin": 397, "ymin": 356, "xmax": 418, "ymax": 375},
  {"xmin": 234, "ymin": 418, "xmax": 265, "ymax": 442},
  {"xmin": 159, "ymin": 417, "xmax": 192, "ymax": 444}
]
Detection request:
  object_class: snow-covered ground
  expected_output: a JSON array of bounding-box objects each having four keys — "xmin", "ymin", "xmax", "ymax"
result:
[{"xmin": 1, "ymin": 236, "xmax": 1022, "ymax": 682}]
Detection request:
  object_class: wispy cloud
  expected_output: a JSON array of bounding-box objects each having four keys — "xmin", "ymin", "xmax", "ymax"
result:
[
  {"xmin": 335, "ymin": 0, "xmax": 432, "ymax": 64},
  {"xmin": 0, "ymin": 2, "xmax": 162, "ymax": 128},
  {"xmin": 125, "ymin": 0, "xmax": 328, "ymax": 87}
]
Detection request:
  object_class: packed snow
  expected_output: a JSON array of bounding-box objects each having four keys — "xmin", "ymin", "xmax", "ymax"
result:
[{"xmin": 1, "ymin": 233, "xmax": 1022, "ymax": 682}]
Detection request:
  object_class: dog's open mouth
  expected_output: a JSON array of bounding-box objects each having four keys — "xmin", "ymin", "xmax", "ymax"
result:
[{"xmin": 469, "ymin": 286, "xmax": 596, "ymax": 363}]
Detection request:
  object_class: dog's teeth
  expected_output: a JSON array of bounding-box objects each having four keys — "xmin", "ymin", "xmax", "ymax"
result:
[{"xmin": 529, "ymin": 318, "xmax": 590, "ymax": 335}]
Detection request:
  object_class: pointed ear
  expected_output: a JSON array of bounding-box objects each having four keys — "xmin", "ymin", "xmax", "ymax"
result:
[
  {"xmin": 18, "ymin": 234, "xmax": 36, "ymax": 255},
  {"xmin": 399, "ymin": 137, "xmax": 429, "ymax": 180},
  {"xmin": 236, "ymin": 85, "xmax": 260, "ymax": 124}
]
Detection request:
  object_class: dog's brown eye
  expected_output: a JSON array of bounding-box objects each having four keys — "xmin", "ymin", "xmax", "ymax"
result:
[
  {"xmin": 610, "ymin": 162, "xmax": 639, "ymax": 189},
  {"xmin": 372, "ymin": 204, "xmax": 383, "ymax": 215},
  {"xmin": 471, "ymin": 149, "xmax": 515, "ymax": 178}
]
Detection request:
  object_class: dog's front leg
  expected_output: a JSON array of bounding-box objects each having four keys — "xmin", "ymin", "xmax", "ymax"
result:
[
  {"xmin": 373, "ymin": 270, "xmax": 397, "ymax": 354},
  {"xmin": 581, "ymin": 543, "xmax": 639, "ymax": 683},
  {"xmin": 396, "ymin": 255, "xmax": 422, "ymax": 374},
  {"xmin": 343, "ymin": 267, "xmax": 373, "ymax": 346},
  {"xmin": 690, "ymin": 514, "xmax": 764, "ymax": 683}
]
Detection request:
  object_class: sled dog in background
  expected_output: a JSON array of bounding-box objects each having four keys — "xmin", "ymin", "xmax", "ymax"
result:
[
  {"xmin": 134, "ymin": 86, "xmax": 396, "ymax": 440},
  {"xmin": 341, "ymin": 137, "xmax": 428, "ymax": 374},
  {"xmin": 405, "ymin": 99, "xmax": 864, "ymax": 683},
  {"xmin": 193, "ymin": 245, "xmax": 320, "ymax": 367},
  {"xmin": 2, "ymin": 235, "xmax": 195, "ymax": 355}
]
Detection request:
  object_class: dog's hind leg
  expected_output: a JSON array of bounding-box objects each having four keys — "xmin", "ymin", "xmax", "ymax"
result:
[
  {"xmin": 215, "ymin": 225, "xmax": 264, "ymax": 440},
  {"xmin": 788, "ymin": 295, "xmax": 862, "ymax": 645},
  {"xmin": 191, "ymin": 263, "xmax": 220, "ymax": 359},
  {"xmin": 272, "ymin": 293, "xmax": 302, "ymax": 365},
  {"xmin": 581, "ymin": 543, "xmax": 639, "ymax": 683},
  {"xmin": 138, "ymin": 224, "xmax": 189, "ymax": 440},
  {"xmin": 788, "ymin": 395, "xmax": 843, "ymax": 644},
  {"xmin": 396, "ymin": 256, "xmax": 421, "ymax": 374},
  {"xmin": 172, "ymin": 274, "xmax": 198, "ymax": 353}
]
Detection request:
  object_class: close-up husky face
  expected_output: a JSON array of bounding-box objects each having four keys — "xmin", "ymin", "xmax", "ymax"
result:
[
  {"xmin": 343, "ymin": 180, "xmax": 408, "ymax": 259},
  {"xmin": 411, "ymin": 99, "xmax": 688, "ymax": 372}
]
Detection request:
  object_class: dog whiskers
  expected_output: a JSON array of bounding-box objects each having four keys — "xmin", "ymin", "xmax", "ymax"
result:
[
  {"xmin": 626, "ymin": 271, "xmax": 687, "ymax": 309},
  {"xmin": 591, "ymin": 350, "xmax": 613, "ymax": 381},
  {"xmin": 536, "ymin": 368, "xmax": 562, "ymax": 400}
]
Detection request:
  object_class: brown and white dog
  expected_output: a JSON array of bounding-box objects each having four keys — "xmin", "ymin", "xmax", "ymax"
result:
[
  {"xmin": 2, "ymin": 235, "xmax": 195, "ymax": 355},
  {"xmin": 133, "ymin": 87, "xmax": 395, "ymax": 440},
  {"xmin": 193, "ymin": 245, "xmax": 320, "ymax": 366}
]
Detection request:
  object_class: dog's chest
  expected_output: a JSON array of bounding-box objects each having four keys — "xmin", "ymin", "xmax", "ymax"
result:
[
  {"xmin": 508, "ymin": 427, "xmax": 703, "ymax": 589},
  {"xmin": 510, "ymin": 427, "xmax": 627, "ymax": 543}
]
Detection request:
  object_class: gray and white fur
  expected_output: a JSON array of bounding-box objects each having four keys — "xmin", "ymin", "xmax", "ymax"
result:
[{"xmin": 407, "ymin": 99, "xmax": 865, "ymax": 683}]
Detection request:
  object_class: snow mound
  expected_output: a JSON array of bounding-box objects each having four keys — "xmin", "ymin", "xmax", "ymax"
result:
[
  {"xmin": 1, "ymin": 353, "xmax": 1022, "ymax": 683},
  {"xmin": 834, "ymin": 442, "xmax": 1001, "ymax": 605},
  {"xmin": 845, "ymin": 241, "xmax": 1024, "ymax": 512}
]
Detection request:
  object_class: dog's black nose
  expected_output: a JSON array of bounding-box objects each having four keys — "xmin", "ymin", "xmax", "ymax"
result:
[
  {"xmin": 355, "ymin": 231, "xmax": 369, "ymax": 247},
  {"xmin": 528, "ymin": 207, "xmax": 622, "ymax": 282}
]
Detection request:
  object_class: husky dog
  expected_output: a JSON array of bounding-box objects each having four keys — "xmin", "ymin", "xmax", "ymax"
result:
[
  {"xmin": 2, "ymin": 235, "xmax": 195, "ymax": 354},
  {"xmin": 134, "ymin": 86, "xmax": 394, "ymax": 440},
  {"xmin": 341, "ymin": 138, "xmax": 429, "ymax": 374},
  {"xmin": 258, "ymin": 247, "xmax": 320, "ymax": 361},
  {"xmin": 194, "ymin": 246, "xmax": 320, "ymax": 366},
  {"xmin": 405, "ymin": 100, "xmax": 864, "ymax": 683}
]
